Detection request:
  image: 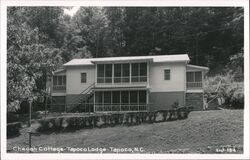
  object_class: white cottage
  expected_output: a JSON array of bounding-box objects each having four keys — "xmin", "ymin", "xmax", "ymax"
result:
[{"xmin": 51, "ymin": 54, "xmax": 208, "ymax": 112}]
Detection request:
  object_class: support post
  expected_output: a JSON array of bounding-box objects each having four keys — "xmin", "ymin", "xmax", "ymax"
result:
[
  {"xmin": 29, "ymin": 101, "xmax": 32, "ymax": 127},
  {"xmin": 28, "ymin": 131, "xmax": 32, "ymax": 153},
  {"xmin": 28, "ymin": 100, "xmax": 32, "ymax": 153},
  {"xmin": 44, "ymin": 70, "xmax": 48, "ymax": 118}
]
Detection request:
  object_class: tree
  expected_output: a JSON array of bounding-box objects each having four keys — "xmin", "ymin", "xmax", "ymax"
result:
[
  {"xmin": 7, "ymin": 7, "xmax": 63, "ymax": 111},
  {"xmin": 72, "ymin": 7, "xmax": 108, "ymax": 58},
  {"xmin": 7, "ymin": 7, "xmax": 244, "ymax": 111}
]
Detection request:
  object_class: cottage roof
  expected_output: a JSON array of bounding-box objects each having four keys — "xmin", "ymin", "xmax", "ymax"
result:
[
  {"xmin": 63, "ymin": 54, "xmax": 189, "ymax": 66},
  {"xmin": 186, "ymin": 64, "xmax": 209, "ymax": 71}
]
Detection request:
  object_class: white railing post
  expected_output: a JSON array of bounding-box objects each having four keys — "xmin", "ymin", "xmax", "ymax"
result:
[
  {"xmin": 112, "ymin": 63, "xmax": 114, "ymax": 84},
  {"xmin": 129, "ymin": 63, "xmax": 132, "ymax": 84}
]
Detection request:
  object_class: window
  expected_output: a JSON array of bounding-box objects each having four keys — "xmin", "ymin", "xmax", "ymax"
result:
[
  {"xmin": 94, "ymin": 90, "xmax": 147, "ymax": 111},
  {"xmin": 53, "ymin": 75, "xmax": 66, "ymax": 86},
  {"xmin": 187, "ymin": 72, "xmax": 194, "ymax": 82},
  {"xmin": 122, "ymin": 63, "xmax": 130, "ymax": 82},
  {"xmin": 139, "ymin": 63, "xmax": 147, "ymax": 82},
  {"xmin": 97, "ymin": 64, "xmax": 112, "ymax": 83},
  {"xmin": 164, "ymin": 69, "xmax": 171, "ymax": 80},
  {"xmin": 97, "ymin": 63, "xmax": 147, "ymax": 84},
  {"xmin": 121, "ymin": 91, "xmax": 129, "ymax": 104},
  {"xmin": 81, "ymin": 73, "xmax": 87, "ymax": 83},
  {"xmin": 53, "ymin": 76, "xmax": 57, "ymax": 85},
  {"xmin": 114, "ymin": 64, "xmax": 122, "ymax": 83},
  {"xmin": 95, "ymin": 91, "xmax": 103, "ymax": 105},
  {"xmin": 112, "ymin": 91, "xmax": 120, "ymax": 104},
  {"xmin": 186, "ymin": 71, "xmax": 202, "ymax": 82},
  {"xmin": 131, "ymin": 63, "xmax": 147, "ymax": 82},
  {"xmin": 194, "ymin": 72, "xmax": 202, "ymax": 82},
  {"xmin": 97, "ymin": 64, "xmax": 105, "ymax": 83},
  {"xmin": 130, "ymin": 91, "xmax": 138, "ymax": 104},
  {"xmin": 58, "ymin": 76, "xmax": 62, "ymax": 85},
  {"xmin": 131, "ymin": 63, "xmax": 139, "ymax": 82},
  {"xmin": 105, "ymin": 64, "xmax": 112, "ymax": 83},
  {"xmin": 139, "ymin": 91, "xmax": 147, "ymax": 104},
  {"xmin": 104, "ymin": 91, "xmax": 111, "ymax": 104}
]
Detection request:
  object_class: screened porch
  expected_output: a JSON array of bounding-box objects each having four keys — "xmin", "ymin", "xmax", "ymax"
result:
[
  {"xmin": 94, "ymin": 90, "xmax": 148, "ymax": 112},
  {"xmin": 186, "ymin": 64, "xmax": 209, "ymax": 90},
  {"xmin": 96, "ymin": 62, "xmax": 148, "ymax": 85},
  {"xmin": 186, "ymin": 71, "xmax": 203, "ymax": 89}
]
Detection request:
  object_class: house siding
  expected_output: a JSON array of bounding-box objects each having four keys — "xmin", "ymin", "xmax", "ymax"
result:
[
  {"xmin": 66, "ymin": 65, "xmax": 95, "ymax": 94},
  {"xmin": 149, "ymin": 62, "xmax": 186, "ymax": 92},
  {"xmin": 50, "ymin": 55, "xmax": 209, "ymax": 112},
  {"xmin": 149, "ymin": 91, "xmax": 185, "ymax": 111}
]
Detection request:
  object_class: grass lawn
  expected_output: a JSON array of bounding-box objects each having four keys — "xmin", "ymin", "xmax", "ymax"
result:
[{"xmin": 7, "ymin": 109, "xmax": 243, "ymax": 154}]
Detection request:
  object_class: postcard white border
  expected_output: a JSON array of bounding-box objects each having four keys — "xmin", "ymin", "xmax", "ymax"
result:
[{"xmin": 1, "ymin": 0, "xmax": 249, "ymax": 160}]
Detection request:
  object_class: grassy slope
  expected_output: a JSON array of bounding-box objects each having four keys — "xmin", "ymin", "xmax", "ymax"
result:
[{"xmin": 7, "ymin": 110, "xmax": 243, "ymax": 153}]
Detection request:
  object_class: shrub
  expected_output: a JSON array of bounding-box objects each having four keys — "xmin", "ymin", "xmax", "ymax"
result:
[
  {"xmin": 7, "ymin": 112, "xmax": 19, "ymax": 123},
  {"xmin": 155, "ymin": 111, "xmax": 164, "ymax": 122},
  {"xmin": 7, "ymin": 122, "xmax": 22, "ymax": 138},
  {"xmin": 36, "ymin": 109, "xmax": 193, "ymax": 133},
  {"xmin": 204, "ymin": 73, "xmax": 244, "ymax": 109}
]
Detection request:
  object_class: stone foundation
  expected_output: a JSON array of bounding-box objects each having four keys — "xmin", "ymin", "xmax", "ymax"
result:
[{"xmin": 185, "ymin": 92, "xmax": 204, "ymax": 110}]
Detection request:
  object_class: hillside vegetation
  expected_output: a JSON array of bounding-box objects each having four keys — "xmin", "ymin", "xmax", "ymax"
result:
[
  {"xmin": 7, "ymin": 7, "xmax": 243, "ymax": 111},
  {"xmin": 7, "ymin": 110, "xmax": 243, "ymax": 153}
]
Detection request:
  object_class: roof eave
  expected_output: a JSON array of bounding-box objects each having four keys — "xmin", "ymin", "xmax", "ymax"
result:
[
  {"xmin": 187, "ymin": 64, "xmax": 209, "ymax": 71},
  {"xmin": 91, "ymin": 58, "xmax": 154, "ymax": 64}
]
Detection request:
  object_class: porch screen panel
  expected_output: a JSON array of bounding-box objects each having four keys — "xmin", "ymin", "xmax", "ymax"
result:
[
  {"xmin": 140, "ymin": 63, "xmax": 147, "ymax": 82},
  {"xmin": 130, "ymin": 91, "xmax": 138, "ymax": 104},
  {"xmin": 95, "ymin": 91, "xmax": 103, "ymax": 104},
  {"xmin": 63, "ymin": 76, "xmax": 66, "ymax": 85},
  {"xmin": 122, "ymin": 63, "xmax": 130, "ymax": 82},
  {"xmin": 114, "ymin": 64, "xmax": 122, "ymax": 83},
  {"xmin": 132, "ymin": 63, "xmax": 139, "ymax": 82},
  {"xmin": 121, "ymin": 91, "xmax": 129, "ymax": 111},
  {"xmin": 95, "ymin": 91, "xmax": 103, "ymax": 111},
  {"xmin": 103, "ymin": 91, "xmax": 111, "ymax": 104},
  {"xmin": 139, "ymin": 91, "xmax": 146, "ymax": 104},
  {"xmin": 195, "ymin": 71, "xmax": 202, "ymax": 82},
  {"xmin": 58, "ymin": 76, "xmax": 62, "ymax": 85},
  {"xmin": 105, "ymin": 64, "xmax": 112, "ymax": 83},
  {"xmin": 97, "ymin": 64, "xmax": 105, "ymax": 83},
  {"xmin": 104, "ymin": 91, "xmax": 111, "ymax": 111},
  {"xmin": 130, "ymin": 91, "xmax": 138, "ymax": 111},
  {"xmin": 112, "ymin": 91, "xmax": 120, "ymax": 111},
  {"xmin": 53, "ymin": 76, "xmax": 57, "ymax": 85},
  {"xmin": 186, "ymin": 72, "xmax": 194, "ymax": 82}
]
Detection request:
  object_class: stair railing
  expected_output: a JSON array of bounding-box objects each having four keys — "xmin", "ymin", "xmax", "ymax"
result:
[{"xmin": 66, "ymin": 82, "xmax": 95, "ymax": 112}]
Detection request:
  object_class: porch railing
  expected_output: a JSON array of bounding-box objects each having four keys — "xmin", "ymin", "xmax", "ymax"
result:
[
  {"xmin": 49, "ymin": 103, "xmax": 148, "ymax": 113},
  {"xmin": 95, "ymin": 103, "xmax": 148, "ymax": 112},
  {"xmin": 53, "ymin": 85, "xmax": 66, "ymax": 91},
  {"xmin": 186, "ymin": 82, "xmax": 203, "ymax": 89},
  {"xmin": 97, "ymin": 76, "xmax": 148, "ymax": 84}
]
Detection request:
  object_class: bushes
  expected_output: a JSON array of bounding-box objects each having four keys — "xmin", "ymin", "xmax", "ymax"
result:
[
  {"xmin": 7, "ymin": 112, "xmax": 19, "ymax": 123},
  {"xmin": 7, "ymin": 122, "xmax": 22, "ymax": 138},
  {"xmin": 37, "ymin": 107, "xmax": 191, "ymax": 133},
  {"xmin": 204, "ymin": 74, "xmax": 244, "ymax": 109}
]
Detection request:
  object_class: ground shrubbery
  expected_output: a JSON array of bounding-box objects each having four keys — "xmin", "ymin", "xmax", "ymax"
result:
[
  {"xmin": 7, "ymin": 122, "xmax": 22, "ymax": 138},
  {"xmin": 7, "ymin": 111, "xmax": 43, "ymax": 123},
  {"xmin": 204, "ymin": 73, "xmax": 244, "ymax": 109},
  {"xmin": 36, "ymin": 107, "xmax": 191, "ymax": 133}
]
